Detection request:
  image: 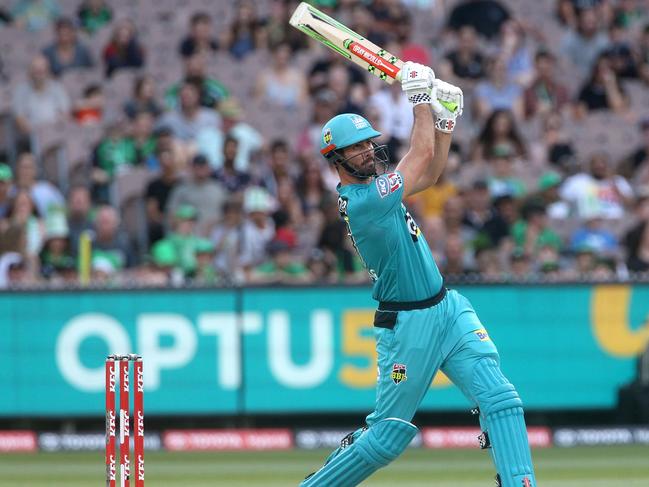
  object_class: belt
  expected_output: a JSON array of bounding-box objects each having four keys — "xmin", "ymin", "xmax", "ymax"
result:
[{"xmin": 378, "ymin": 285, "xmax": 447, "ymax": 312}]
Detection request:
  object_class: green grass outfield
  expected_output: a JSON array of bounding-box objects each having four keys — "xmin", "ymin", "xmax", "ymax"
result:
[{"xmin": 1, "ymin": 445, "xmax": 648, "ymax": 486}]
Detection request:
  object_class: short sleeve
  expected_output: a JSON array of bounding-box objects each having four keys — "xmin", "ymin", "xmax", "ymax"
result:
[{"xmin": 356, "ymin": 171, "xmax": 404, "ymax": 219}]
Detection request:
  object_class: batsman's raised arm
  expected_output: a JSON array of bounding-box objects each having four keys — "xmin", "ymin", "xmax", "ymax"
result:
[
  {"xmin": 395, "ymin": 61, "xmax": 435, "ymax": 198},
  {"xmin": 408, "ymin": 79, "xmax": 464, "ymax": 195}
]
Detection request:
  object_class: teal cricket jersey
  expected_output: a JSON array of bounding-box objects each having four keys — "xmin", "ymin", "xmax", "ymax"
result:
[{"xmin": 337, "ymin": 170, "xmax": 444, "ymax": 302}]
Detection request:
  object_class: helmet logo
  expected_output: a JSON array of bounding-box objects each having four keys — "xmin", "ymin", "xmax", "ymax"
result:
[
  {"xmin": 350, "ymin": 115, "xmax": 368, "ymax": 129},
  {"xmin": 323, "ymin": 128, "xmax": 332, "ymax": 145}
]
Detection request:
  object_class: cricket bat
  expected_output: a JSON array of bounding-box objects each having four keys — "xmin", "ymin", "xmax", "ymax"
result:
[
  {"xmin": 289, "ymin": 2, "xmax": 457, "ymax": 112},
  {"xmin": 289, "ymin": 1, "xmax": 404, "ymax": 83}
]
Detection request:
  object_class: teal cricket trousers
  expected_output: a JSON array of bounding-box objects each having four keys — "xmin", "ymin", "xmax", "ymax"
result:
[{"xmin": 366, "ymin": 287, "xmax": 497, "ymax": 425}]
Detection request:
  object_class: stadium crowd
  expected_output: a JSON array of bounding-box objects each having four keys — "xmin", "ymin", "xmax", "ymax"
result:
[{"xmin": 0, "ymin": 0, "xmax": 649, "ymax": 289}]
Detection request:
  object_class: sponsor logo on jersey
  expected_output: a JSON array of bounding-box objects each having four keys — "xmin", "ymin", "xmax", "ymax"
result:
[
  {"xmin": 522, "ymin": 478, "xmax": 532, "ymax": 487},
  {"xmin": 404, "ymin": 210, "xmax": 420, "ymax": 242},
  {"xmin": 391, "ymin": 363, "xmax": 407, "ymax": 384},
  {"xmin": 376, "ymin": 175, "xmax": 390, "ymax": 198},
  {"xmin": 387, "ymin": 172, "xmax": 402, "ymax": 192},
  {"xmin": 475, "ymin": 329, "xmax": 490, "ymax": 341},
  {"xmin": 323, "ymin": 127, "xmax": 332, "ymax": 145},
  {"xmin": 375, "ymin": 172, "xmax": 402, "ymax": 198}
]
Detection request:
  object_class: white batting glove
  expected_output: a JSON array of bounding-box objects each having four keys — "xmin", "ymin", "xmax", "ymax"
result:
[
  {"xmin": 400, "ymin": 61, "xmax": 435, "ymax": 106},
  {"xmin": 431, "ymin": 79, "xmax": 463, "ymax": 133}
]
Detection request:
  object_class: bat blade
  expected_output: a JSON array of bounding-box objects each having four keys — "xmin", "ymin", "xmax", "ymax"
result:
[{"xmin": 289, "ymin": 2, "xmax": 403, "ymax": 83}]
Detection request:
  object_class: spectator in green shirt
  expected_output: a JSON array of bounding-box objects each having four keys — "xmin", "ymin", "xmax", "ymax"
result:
[{"xmin": 249, "ymin": 239, "xmax": 311, "ymax": 284}]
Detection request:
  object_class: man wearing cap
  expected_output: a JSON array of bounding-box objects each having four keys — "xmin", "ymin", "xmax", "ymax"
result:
[
  {"xmin": 0, "ymin": 163, "xmax": 12, "ymax": 218},
  {"xmin": 300, "ymin": 62, "xmax": 537, "ymax": 487}
]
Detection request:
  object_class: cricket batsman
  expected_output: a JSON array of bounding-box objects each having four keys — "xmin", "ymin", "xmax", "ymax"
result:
[{"xmin": 299, "ymin": 61, "xmax": 537, "ymax": 486}]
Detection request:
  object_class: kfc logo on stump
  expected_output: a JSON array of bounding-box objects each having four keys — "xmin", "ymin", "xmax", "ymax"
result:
[{"xmin": 391, "ymin": 363, "xmax": 407, "ymax": 384}]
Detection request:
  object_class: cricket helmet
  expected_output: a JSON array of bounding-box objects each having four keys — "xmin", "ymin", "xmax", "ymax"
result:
[{"xmin": 320, "ymin": 113, "xmax": 388, "ymax": 179}]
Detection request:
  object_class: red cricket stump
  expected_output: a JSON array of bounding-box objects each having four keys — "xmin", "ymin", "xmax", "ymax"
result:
[
  {"xmin": 105, "ymin": 355, "xmax": 117, "ymax": 487},
  {"xmin": 119, "ymin": 357, "xmax": 131, "ymax": 487},
  {"xmin": 133, "ymin": 358, "xmax": 145, "ymax": 487}
]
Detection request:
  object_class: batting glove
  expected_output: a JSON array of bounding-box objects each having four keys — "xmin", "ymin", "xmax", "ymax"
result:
[
  {"xmin": 431, "ymin": 79, "xmax": 463, "ymax": 133},
  {"xmin": 400, "ymin": 61, "xmax": 436, "ymax": 106}
]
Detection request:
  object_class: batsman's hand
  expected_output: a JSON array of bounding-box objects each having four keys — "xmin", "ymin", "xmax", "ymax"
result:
[
  {"xmin": 431, "ymin": 79, "xmax": 463, "ymax": 133},
  {"xmin": 400, "ymin": 61, "xmax": 435, "ymax": 106}
]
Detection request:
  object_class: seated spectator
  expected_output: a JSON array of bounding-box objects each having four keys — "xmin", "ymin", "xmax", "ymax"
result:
[
  {"xmin": 0, "ymin": 163, "xmax": 13, "ymax": 218},
  {"xmin": 560, "ymin": 153, "xmax": 634, "ymax": 219},
  {"xmin": 128, "ymin": 111, "xmax": 157, "ymax": 165},
  {"xmin": 296, "ymin": 158, "xmax": 333, "ymax": 222},
  {"xmin": 254, "ymin": 42, "xmax": 307, "ymax": 109},
  {"xmin": 91, "ymin": 205, "xmax": 136, "ymax": 268},
  {"xmin": 211, "ymin": 199, "xmax": 246, "ymax": 283},
  {"xmin": 212, "ymin": 136, "xmax": 251, "ymax": 194},
  {"xmin": 531, "ymin": 171, "xmax": 570, "ymax": 220},
  {"xmin": 0, "ymin": 253, "xmax": 31, "ymax": 289},
  {"xmin": 555, "ymin": 0, "xmax": 577, "ymax": 28},
  {"xmin": 470, "ymin": 109, "xmax": 527, "ymax": 162},
  {"xmin": 123, "ymin": 75, "xmax": 163, "ymax": 120},
  {"xmin": 481, "ymin": 194, "xmax": 518, "ymax": 248},
  {"xmin": 443, "ymin": 25, "xmax": 487, "ymax": 81},
  {"xmin": 560, "ymin": 6, "xmax": 610, "ymax": 78},
  {"xmin": 624, "ymin": 220, "xmax": 649, "ymax": 273},
  {"xmin": 213, "ymin": 97, "xmax": 263, "ymax": 171},
  {"xmin": 259, "ymin": 139, "xmax": 297, "ymax": 199},
  {"xmin": 535, "ymin": 112, "xmax": 578, "ymax": 173},
  {"xmin": 91, "ymin": 122, "xmax": 140, "ymax": 203},
  {"xmin": 618, "ymin": 117, "xmax": 649, "ymax": 181},
  {"xmin": 41, "ymin": 17, "xmax": 94, "ymax": 77},
  {"xmin": 523, "ymin": 50, "xmax": 570, "ymax": 119},
  {"xmin": 473, "ymin": 57, "xmax": 524, "ymax": 121},
  {"xmin": 164, "ymin": 53, "xmax": 229, "ymax": 110},
  {"xmin": 408, "ymin": 160, "xmax": 459, "ymax": 222},
  {"xmin": 159, "ymin": 204, "xmax": 203, "ymax": 278},
  {"xmin": 508, "ymin": 249, "xmax": 533, "ymax": 280},
  {"xmin": 447, "ymin": 0, "xmax": 510, "ymax": 40},
  {"xmin": 77, "ymin": 0, "xmax": 112, "ymax": 35},
  {"xmin": 570, "ymin": 212, "xmax": 619, "ymax": 256},
  {"xmin": 179, "ymin": 11, "xmax": 219, "ymax": 58},
  {"xmin": 368, "ymin": 82, "xmax": 413, "ymax": 163},
  {"xmin": 72, "ymin": 83, "xmax": 104, "ymax": 125},
  {"xmin": 1, "ymin": 190, "xmax": 44, "ymax": 262},
  {"xmin": 498, "ymin": 20, "xmax": 534, "ymax": 86},
  {"xmin": 12, "ymin": 55, "xmax": 70, "ymax": 137},
  {"xmin": 39, "ymin": 209, "xmax": 74, "ymax": 281},
  {"xmin": 511, "ymin": 201, "xmax": 562, "ymax": 258},
  {"xmin": 575, "ymin": 53, "xmax": 628, "ymax": 116},
  {"xmin": 486, "ymin": 144, "xmax": 527, "ymax": 199},
  {"xmin": 606, "ymin": 21, "xmax": 639, "ymax": 80},
  {"xmin": 66, "ymin": 185, "xmax": 93, "ymax": 256},
  {"xmin": 248, "ymin": 239, "xmax": 311, "ymax": 284},
  {"xmin": 166, "ymin": 155, "xmax": 228, "ymax": 236},
  {"xmin": 461, "ymin": 181, "xmax": 491, "ymax": 233},
  {"xmin": 145, "ymin": 147, "xmax": 180, "ymax": 245},
  {"xmin": 11, "ymin": 0, "xmax": 60, "ymax": 31},
  {"xmin": 440, "ymin": 233, "xmax": 475, "ymax": 278},
  {"xmin": 239, "ymin": 186, "xmax": 276, "ymax": 275},
  {"xmin": 220, "ymin": 0, "xmax": 267, "ymax": 59},
  {"xmin": 308, "ymin": 48, "xmax": 367, "ymax": 96},
  {"xmin": 296, "ymin": 89, "xmax": 340, "ymax": 168},
  {"xmin": 193, "ymin": 238, "xmax": 219, "ymax": 284},
  {"xmin": 12, "ymin": 152, "xmax": 64, "ymax": 217},
  {"xmin": 157, "ymin": 82, "xmax": 222, "ymax": 142},
  {"xmin": 103, "ymin": 19, "xmax": 145, "ymax": 77}
]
